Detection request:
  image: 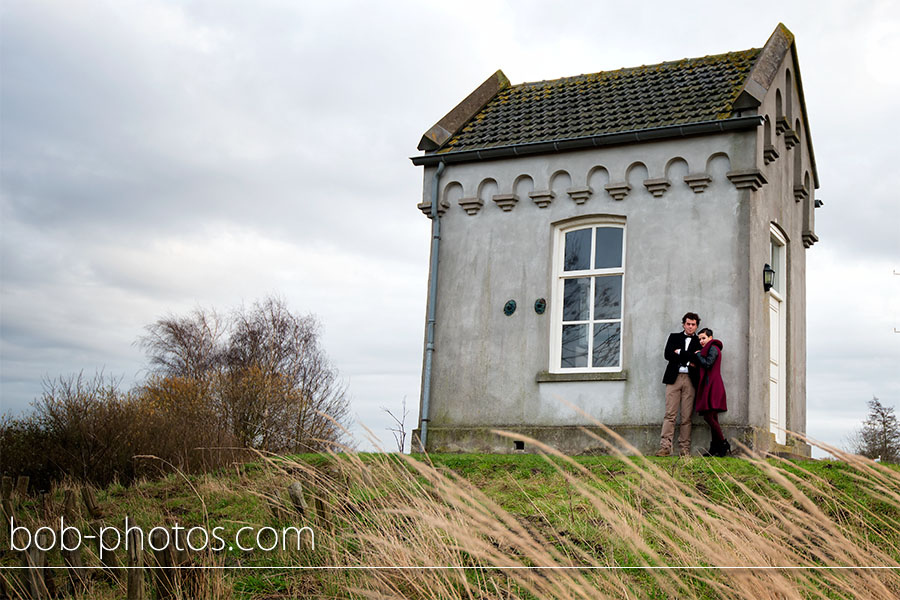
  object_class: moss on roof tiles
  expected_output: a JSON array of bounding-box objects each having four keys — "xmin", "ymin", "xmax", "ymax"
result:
[{"xmin": 439, "ymin": 48, "xmax": 762, "ymax": 154}]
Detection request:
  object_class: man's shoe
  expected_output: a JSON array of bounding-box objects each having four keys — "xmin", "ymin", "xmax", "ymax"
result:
[
  {"xmin": 680, "ymin": 448, "xmax": 692, "ymax": 457},
  {"xmin": 655, "ymin": 447, "xmax": 672, "ymax": 457}
]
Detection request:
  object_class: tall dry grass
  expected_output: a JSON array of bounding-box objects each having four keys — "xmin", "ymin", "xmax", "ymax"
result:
[
  {"xmin": 3, "ymin": 428, "xmax": 899, "ymax": 599},
  {"xmin": 255, "ymin": 429, "xmax": 900, "ymax": 599}
]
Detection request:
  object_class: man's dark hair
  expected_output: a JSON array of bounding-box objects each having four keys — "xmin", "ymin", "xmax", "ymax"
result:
[
  {"xmin": 682, "ymin": 312, "xmax": 700, "ymax": 324},
  {"xmin": 698, "ymin": 327, "xmax": 713, "ymax": 337}
]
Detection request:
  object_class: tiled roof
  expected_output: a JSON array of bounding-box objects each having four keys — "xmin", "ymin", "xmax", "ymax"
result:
[{"xmin": 437, "ymin": 48, "xmax": 762, "ymax": 154}]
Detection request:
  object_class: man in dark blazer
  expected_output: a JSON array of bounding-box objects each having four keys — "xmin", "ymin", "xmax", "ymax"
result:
[{"xmin": 656, "ymin": 312, "xmax": 702, "ymax": 456}]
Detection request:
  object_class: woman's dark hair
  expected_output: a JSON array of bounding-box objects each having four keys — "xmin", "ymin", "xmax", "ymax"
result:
[
  {"xmin": 698, "ymin": 327, "xmax": 713, "ymax": 337},
  {"xmin": 682, "ymin": 312, "xmax": 700, "ymax": 324}
]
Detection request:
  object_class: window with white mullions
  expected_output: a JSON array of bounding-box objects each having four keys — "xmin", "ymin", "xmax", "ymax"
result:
[{"xmin": 554, "ymin": 222, "xmax": 625, "ymax": 371}]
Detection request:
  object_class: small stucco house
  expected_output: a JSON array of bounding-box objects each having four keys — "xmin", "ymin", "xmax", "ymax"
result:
[{"xmin": 411, "ymin": 24, "xmax": 819, "ymax": 456}]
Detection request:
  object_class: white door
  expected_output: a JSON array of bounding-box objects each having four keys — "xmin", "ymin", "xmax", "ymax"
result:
[
  {"xmin": 768, "ymin": 226, "xmax": 787, "ymax": 445},
  {"xmin": 768, "ymin": 293, "xmax": 786, "ymax": 444}
]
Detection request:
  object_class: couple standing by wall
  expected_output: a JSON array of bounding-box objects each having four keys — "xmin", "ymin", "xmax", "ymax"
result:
[{"xmin": 657, "ymin": 312, "xmax": 730, "ymax": 457}]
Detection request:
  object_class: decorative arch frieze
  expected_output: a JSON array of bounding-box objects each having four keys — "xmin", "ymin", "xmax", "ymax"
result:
[
  {"xmin": 784, "ymin": 117, "xmax": 800, "ymax": 150},
  {"xmin": 683, "ymin": 173, "xmax": 711, "ymax": 193},
  {"xmin": 478, "ymin": 178, "xmax": 499, "ymax": 201},
  {"xmin": 585, "ymin": 166, "xmax": 609, "ymax": 202},
  {"xmin": 698, "ymin": 152, "xmax": 731, "ymax": 193},
  {"xmin": 727, "ymin": 170, "xmax": 767, "ymax": 190},
  {"xmin": 784, "ymin": 69, "xmax": 794, "ymax": 123},
  {"xmin": 604, "ymin": 182, "xmax": 630, "ymax": 201},
  {"xmin": 417, "ymin": 147, "xmax": 777, "ymax": 219},
  {"xmin": 801, "ymin": 171, "xmax": 817, "ymax": 247},
  {"xmin": 529, "ymin": 189, "xmax": 555, "ymax": 208},
  {"xmin": 567, "ymin": 186, "xmax": 592, "ymax": 204},
  {"xmin": 664, "ymin": 157, "xmax": 690, "ymax": 182},
  {"xmin": 550, "ymin": 170, "xmax": 573, "ymax": 199},
  {"xmin": 456, "ymin": 177, "xmax": 483, "ymax": 215},
  {"xmin": 763, "ymin": 116, "xmax": 778, "ymax": 164},
  {"xmin": 513, "ymin": 174, "xmax": 535, "ymax": 206},
  {"xmin": 794, "ymin": 169, "xmax": 810, "ymax": 203},
  {"xmin": 625, "ymin": 162, "xmax": 648, "ymax": 185},
  {"xmin": 443, "ymin": 181, "xmax": 470, "ymax": 214},
  {"xmin": 418, "ymin": 180, "xmax": 457, "ymax": 216},
  {"xmin": 479, "ymin": 178, "xmax": 514, "ymax": 212},
  {"xmin": 775, "ymin": 89, "xmax": 789, "ymax": 135}
]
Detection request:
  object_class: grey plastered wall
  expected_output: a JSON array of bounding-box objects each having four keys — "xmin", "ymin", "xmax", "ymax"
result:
[
  {"xmin": 418, "ymin": 131, "xmax": 761, "ymax": 446},
  {"xmin": 747, "ymin": 47, "xmax": 814, "ymax": 444}
]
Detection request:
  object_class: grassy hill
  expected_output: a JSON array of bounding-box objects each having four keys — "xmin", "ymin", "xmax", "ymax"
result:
[{"xmin": 2, "ymin": 445, "xmax": 900, "ymax": 599}]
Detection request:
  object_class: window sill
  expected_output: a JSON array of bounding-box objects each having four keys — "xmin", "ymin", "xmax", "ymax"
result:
[{"xmin": 536, "ymin": 370, "xmax": 628, "ymax": 383}]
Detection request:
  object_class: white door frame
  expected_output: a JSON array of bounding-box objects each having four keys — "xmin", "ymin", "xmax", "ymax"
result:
[{"xmin": 768, "ymin": 225, "xmax": 787, "ymax": 445}]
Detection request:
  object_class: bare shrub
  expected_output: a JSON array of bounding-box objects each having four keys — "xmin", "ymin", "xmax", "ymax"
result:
[
  {"xmin": 0, "ymin": 372, "xmax": 242, "ymax": 488},
  {"xmin": 222, "ymin": 297, "xmax": 350, "ymax": 452},
  {"xmin": 138, "ymin": 308, "xmax": 224, "ymax": 382},
  {"xmin": 138, "ymin": 295, "xmax": 350, "ymax": 453},
  {"xmin": 1, "ymin": 295, "xmax": 347, "ymax": 487},
  {"xmin": 137, "ymin": 374, "xmax": 240, "ymax": 475},
  {"xmin": 29, "ymin": 373, "xmax": 142, "ymax": 487}
]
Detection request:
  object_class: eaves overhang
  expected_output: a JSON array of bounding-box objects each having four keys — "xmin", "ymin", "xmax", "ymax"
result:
[{"xmin": 410, "ymin": 115, "xmax": 764, "ymax": 167}]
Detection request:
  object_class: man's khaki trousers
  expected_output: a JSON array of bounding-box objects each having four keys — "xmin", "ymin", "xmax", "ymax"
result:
[{"xmin": 660, "ymin": 373, "xmax": 695, "ymax": 453}]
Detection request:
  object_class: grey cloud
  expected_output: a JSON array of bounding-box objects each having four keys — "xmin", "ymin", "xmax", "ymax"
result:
[{"xmin": 2, "ymin": 1, "xmax": 899, "ymax": 453}]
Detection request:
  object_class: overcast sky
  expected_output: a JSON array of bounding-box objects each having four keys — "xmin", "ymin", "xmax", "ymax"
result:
[{"xmin": 1, "ymin": 1, "xmax": 898, "ymax": 455}]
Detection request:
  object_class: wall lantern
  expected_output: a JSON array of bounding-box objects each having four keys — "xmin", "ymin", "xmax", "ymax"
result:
[{"xmin": 763, "ymin": 263, "xmax": 776, "ymax": 292}]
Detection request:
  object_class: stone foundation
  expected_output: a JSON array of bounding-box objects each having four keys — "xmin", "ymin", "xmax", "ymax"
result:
[{"xmin": 413, "ymin": 425, "xmax": 811, "ymax": 457}]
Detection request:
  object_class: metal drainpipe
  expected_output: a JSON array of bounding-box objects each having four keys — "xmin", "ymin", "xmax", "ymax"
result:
[{"xmin": 419, "ymin": 160, "xmax": 446, "ymax": 452}]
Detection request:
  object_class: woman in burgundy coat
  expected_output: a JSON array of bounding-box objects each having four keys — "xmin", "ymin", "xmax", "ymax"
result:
[{"xmin": 692, "ymin": 328, "xmax": 729, "ymax": 457}]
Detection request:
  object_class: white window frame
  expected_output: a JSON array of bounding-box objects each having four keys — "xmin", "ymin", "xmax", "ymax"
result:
[{"xmin": 550, "ymin": 216, "xmax": 626, "ymax": 373}]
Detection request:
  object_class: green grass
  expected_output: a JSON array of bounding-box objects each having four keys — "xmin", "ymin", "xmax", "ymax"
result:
[{"xmin": 2, "ymin": 445, "xmax": 900, "ymax": 599}]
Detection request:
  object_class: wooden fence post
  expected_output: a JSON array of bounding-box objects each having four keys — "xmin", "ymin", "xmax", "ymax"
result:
[
  {"xmin": 39, "ymin": 493, "xmax": 53, "ymax": 521},
  {"xmin": 173, "ymin": 525, "xmax": 195, "ymax": 597},
  {"xmin": 150, "ymin": 528, "xmax": 178, "ymax": 600},
  {"xmin": 1, "ymin": 476, "xmax": 13, "ymax": 514},
  {"xmin": 81, "ymin": 487, "xmax": 102, "ymax": 519},
  {"xmin": 21, "ymin": 530, "xmax": 49, "ymax": 600},
  {"xmin": 127, "ymin": 526, "xmax": 145, "ymax": 600},
  {"xmin": 14, "ymin": 476, "xmax": 29, "ymax": 501},
  {"xmin": 287, "ymin": 481, "xmax": 307, "ymax": 517},
  {"xmin": 61, "ymin": 523, "xmax": 88, "ymax": 596},
  {"xmin": 266, "ymin": 490, "xmax": 291, "ymax": 522},
  {"xmin": 313, "ymin": 495, "xmax": 331, "ymax": 531},
  {"xmin": 90, "ymin": 519, "xmax": 121, "ymax": 576},
  {"xmin": 1, "ymin": 476, "xmax": 13, "ymax": 552},
  {"xmin": 63, "ymin": 489, "xmax": 78, "ymax": 521}
]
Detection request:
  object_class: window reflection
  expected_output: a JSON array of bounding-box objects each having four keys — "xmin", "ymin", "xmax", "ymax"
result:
[
  {"xmin": 563, "ymin": 278, "xmax": 590, "ymax": 321},
  {"xmin": 562, "ymin": 324, "xmax": 588, "ymax": 368},
  {"xmin": 564, "ymin": 229, "xmax": 591, "ymax": 271},
  {"xmin": 594, "ymin": 228, "xmax": 623, "ymax": 269},
  {"xmin": 592, "ymin": 323, "xmax": 621, "ymax": 368},
  {"xmin": 593, "ymin": 275, "xmax": 622, "ymax": 320}
]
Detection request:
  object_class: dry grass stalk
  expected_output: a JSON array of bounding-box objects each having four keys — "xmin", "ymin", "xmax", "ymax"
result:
[{"xmin": 2, "ymin": 425, "xmax": 899, "ymax": 599}]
